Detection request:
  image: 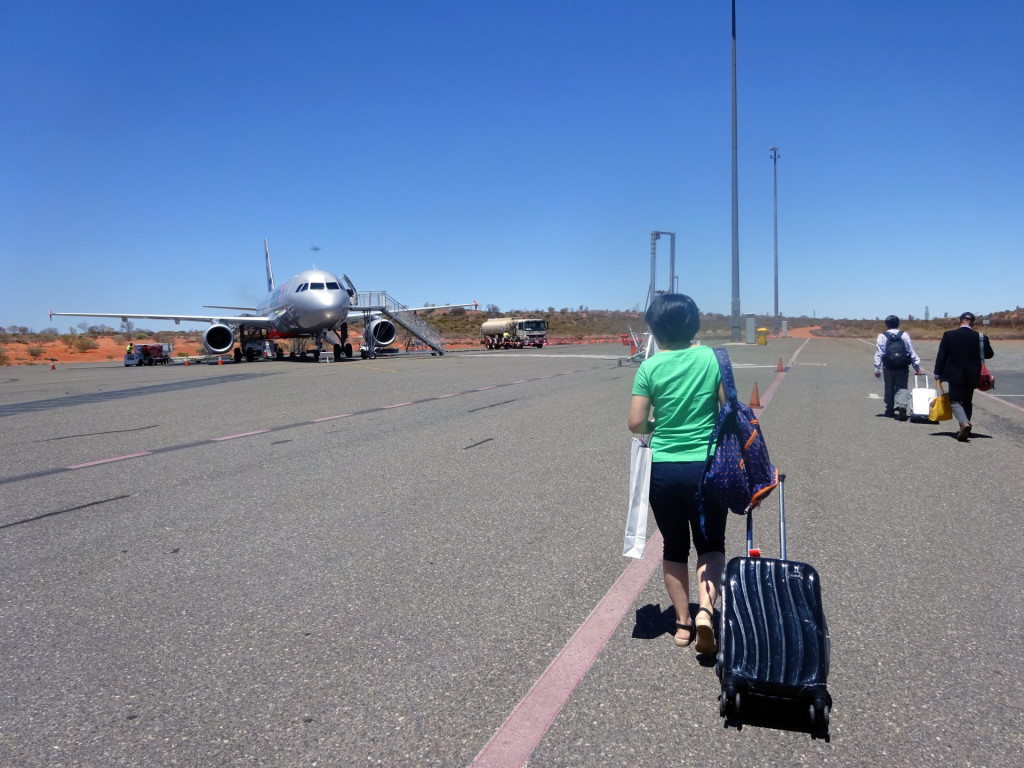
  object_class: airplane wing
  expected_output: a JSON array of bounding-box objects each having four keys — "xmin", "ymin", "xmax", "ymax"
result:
[{"xmin": 49, "ymin": 310, "xmax": 274, "ymax": 329}]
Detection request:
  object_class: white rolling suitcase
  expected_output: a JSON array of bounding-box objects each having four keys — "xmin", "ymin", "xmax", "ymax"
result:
[{"xmin": 909, "ymin": 373, "xmax": 936, "ymax": 422}]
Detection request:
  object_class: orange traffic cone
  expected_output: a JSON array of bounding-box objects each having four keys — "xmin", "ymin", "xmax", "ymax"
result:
[
  {"xmin": 218, "ymin": 356, "xmax": 223, "ymax": 365},
  {"xmin": 185, "ymin": 360, "xmax": 190, "ymax": 366},
  {"xmin": 50, "ymin": 362, "xmax": 56, "ymax": 370},
  {"xmin": 749, "ymin": 382, "xmax": 761, "ymax": 408},
  {"xmin": 777, "ymin": 358, "xmax": 784, "ymax": 372}
]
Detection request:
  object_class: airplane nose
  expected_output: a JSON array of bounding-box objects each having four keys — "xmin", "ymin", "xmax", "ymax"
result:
[{"xmin": 294, "ymin": 288, "xmax": 346, "ymax": 330}]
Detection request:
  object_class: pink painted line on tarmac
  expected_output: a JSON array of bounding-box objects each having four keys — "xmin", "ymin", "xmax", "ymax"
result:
[
  {"xmin": 757, "ymin": 338, "xmax": 808, "ymax": 410},
  {"xmin": 211, "ymin": 430, "xmax": 270, "ymax": 441},
  {"xmin": 311, "ymin": 414, "xmax": 353, "ymax": 422},
  {"xmin": 980, "ymin": 389, "xmax": 1024, "ymax": 414},
  {"xmin": 759, "ymin": 371, "xmax": 785, "ymax": 408},
  {"xmin": 470, "ymin": 530, "xmax": 664, "ymax": 768},
  {"xmin": 382, "ymin": 402, "xmax": 414, "ymax": 409},
  {"xmin": 67, "ymin": 452, "xmax": 152, "ymax": 469}
]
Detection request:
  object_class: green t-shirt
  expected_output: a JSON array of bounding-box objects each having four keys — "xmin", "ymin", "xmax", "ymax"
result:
[{"xmin": 631, "ymin": 345, "xmax": 722, "ymax": 462}]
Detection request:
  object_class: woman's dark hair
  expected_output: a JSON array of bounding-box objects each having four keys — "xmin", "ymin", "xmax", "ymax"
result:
[
  {"xmin": 885, "ymin": 315, "xmax": 900, "ymax": 329},
  {"xmin": 645, "ymin": 293, "xmax": 701, "ymax": 347}
]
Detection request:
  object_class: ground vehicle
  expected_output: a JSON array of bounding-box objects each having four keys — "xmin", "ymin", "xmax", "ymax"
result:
[
  {"xmin": 124, "ymin": 343, "xmax": 173, "ymax": 366},
  {"xmin": 481, "ymin": 317, "xmax": 547, "ymax": 349},
  {"xmin": 234, "ymin": 339, "xmax": 284, "ymax": 363}
]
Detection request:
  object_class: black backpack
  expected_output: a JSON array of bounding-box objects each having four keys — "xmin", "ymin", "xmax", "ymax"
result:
[{"xmin": 882, "ymin": 330, "xmax": 910, "ymax": 369}]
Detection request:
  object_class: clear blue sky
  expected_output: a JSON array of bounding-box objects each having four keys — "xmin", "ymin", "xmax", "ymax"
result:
[{"xmin": 3, "ymin": 1, "xmax": 1022, "ymax": 331}]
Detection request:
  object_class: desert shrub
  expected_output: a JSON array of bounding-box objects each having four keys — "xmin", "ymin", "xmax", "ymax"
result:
[
  {"xmin": 27, "ymin": 346, "xmax": 46, "ymax": 358},
  {"xmin": 0, "ymin": 347, "xmax": 9, "ymax": 365},
  {"xmin": 71, "ymin": 336, "xmax": 98, "ymax": 352}
]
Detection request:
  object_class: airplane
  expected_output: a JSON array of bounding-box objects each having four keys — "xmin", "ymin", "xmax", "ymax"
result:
[{"xmin": 51, "ymin": 240, "xmax": 474, "ymax": 362}]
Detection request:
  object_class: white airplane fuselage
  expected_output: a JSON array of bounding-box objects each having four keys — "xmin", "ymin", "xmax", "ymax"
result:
[{"xmin": 259, "ymin": 269, "xmax": 352, "ymax": 338}]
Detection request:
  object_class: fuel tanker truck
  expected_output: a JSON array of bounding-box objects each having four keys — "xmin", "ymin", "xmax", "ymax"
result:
[{"xmin": 480, "ymin": 317, "xmax": 548, "ymax": 349}]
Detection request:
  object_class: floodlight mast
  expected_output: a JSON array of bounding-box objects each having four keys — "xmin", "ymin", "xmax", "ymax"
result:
[
  {"xmin": 730, "ymin": 0, "xmax": 741, "ymax": 342},
  {"xmin": 650, "ymin": 231, "xmax": 676, "ymax": 302},
  {"xmin": 771, "ymin": 146, "xmax": 780, "ymax": 334}
]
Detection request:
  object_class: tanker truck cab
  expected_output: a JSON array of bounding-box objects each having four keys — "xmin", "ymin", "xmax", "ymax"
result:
[
  {"xmin": 481, "ymin": 317, "xmax": 548, "ymax": 349},
  {"xmin": 516, "ymin": 318, "xmax": 547, "ymax": 347}
]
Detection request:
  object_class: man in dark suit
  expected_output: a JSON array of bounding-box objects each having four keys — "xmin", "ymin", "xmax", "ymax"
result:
[{"xmin": 934, "ymin": 312, "xmax": 995, "ymax": 441}]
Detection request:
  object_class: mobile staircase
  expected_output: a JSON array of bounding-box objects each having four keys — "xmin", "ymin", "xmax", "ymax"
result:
[
  {"xmin": 620, "ymin": 327, "xmax": 658, "ymax": 366},
  {"xmin": 352, "ymin": 291, "xmax": 446, "ymax": 358}
]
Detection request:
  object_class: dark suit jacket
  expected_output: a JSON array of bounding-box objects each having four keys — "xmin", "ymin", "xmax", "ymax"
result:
[{"xmin": 934, "ymin": 326, "xmax": 994, "ymax": 387}]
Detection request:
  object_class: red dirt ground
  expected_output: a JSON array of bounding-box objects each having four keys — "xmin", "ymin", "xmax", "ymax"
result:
[{"xmin": 4, "ymin": 327, "xmax": 823, "ymax": 366}]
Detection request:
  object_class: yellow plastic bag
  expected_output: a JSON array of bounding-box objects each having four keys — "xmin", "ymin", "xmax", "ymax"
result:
[{"xmin": 929, "ymin": 383, "xmax": 953, "ymax": 422}]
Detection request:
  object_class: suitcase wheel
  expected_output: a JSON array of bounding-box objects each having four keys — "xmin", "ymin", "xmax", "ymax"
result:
[
  {"xmin": 809, "ymin": 699, "xmax": 830, "ymax": 726},
  {"xmin": 719, "ymin": 687, "xmax": 740, "ymax": 717}
]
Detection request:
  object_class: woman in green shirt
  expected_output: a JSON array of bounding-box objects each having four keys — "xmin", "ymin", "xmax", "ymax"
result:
[{"xmin": 628, "ymin": 294, "xmax": 725, "ymax": 653}]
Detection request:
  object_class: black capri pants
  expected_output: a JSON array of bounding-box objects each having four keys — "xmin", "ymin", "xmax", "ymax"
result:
[{"xmin": 649, "ymin": 461, "xmax": 727, "ymax": 563}]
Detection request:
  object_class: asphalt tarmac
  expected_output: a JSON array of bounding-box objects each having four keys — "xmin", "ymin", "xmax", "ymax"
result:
[{"xmin": 1, "ymin": 338, "xmax": 1022, "ymax": 767}]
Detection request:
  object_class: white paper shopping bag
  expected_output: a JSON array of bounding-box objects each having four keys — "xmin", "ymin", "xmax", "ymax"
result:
[{"xmin": 623, "ymin": 437, "xmax": 652, "ymax": 558}]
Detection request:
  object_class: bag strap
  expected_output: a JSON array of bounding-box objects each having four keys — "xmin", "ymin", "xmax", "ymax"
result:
[
  {"xmin": 713, "ymin": 347, "xmax": 738, "ymax": 403},
  {"xmin": 979, "ymin": 333, "xmax": 985, "ymax": 363},
  {"xmin": 702, "ymin": 348, "xmax": 737, "ymax": 461}
]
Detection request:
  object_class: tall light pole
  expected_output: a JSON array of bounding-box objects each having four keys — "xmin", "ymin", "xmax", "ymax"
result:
[
  {"xmin": 650, "ymin": 231, "xmax": 676, "ymax": 301},
  {"xmin": 770, "ymin": 146, "xmax": 780, "ymax": 335},
  {"xmin": 730, "ymin": 0, "xmax": 741, "ymax": 342}
]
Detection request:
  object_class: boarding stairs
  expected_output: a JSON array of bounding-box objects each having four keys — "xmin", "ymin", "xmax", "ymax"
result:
[{"xmin": 352, "ymin": 291, "xmax": 445, "ymax": 355}]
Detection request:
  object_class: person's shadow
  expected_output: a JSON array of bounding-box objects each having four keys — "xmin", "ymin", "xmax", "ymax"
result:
[
  {"xmin": 932, "ymin": 428, "xmax": 990, "ymax": 441},
  {"xmin": 631, "ymin": 603, "xmax": 675, "ymax": 640},
  {"xmin": 631, "ymin": 602, "xmax": 717, "ymax": 667}
]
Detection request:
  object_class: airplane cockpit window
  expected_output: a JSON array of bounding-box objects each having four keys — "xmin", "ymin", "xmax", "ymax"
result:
[
  {"xmin": 297, "ymin": 283, "xmax": 308, "ymax": 292},
  {"xmin": 326, "ymin": 282, "xmax": 341, "ymax": 290},
  {"xmin": 310, "ymin": 282, "xmax": 326, "ymax": 290}
]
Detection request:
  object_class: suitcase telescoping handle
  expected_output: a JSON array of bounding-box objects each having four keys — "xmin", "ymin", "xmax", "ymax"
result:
[{"xmin": 746, "ymin": 473, "xmax": 787, "ymax": 559}]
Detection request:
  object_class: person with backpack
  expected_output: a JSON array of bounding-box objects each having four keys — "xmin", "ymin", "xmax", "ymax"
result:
[
  {"xmin": 628, "ymin": 294, "xmax": 725, "ymax": 653},
  {"xmin": 934, "ymin": 311, "xmax": 995, "ymax": 441},
  {"xmin": 873, "ymin": 315, "xmax": 923, "ymax": 420}
]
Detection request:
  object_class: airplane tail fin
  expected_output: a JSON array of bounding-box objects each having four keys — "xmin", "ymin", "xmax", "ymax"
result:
[{"xmin": 264, "ymin": 238, "xmax": 275, "ymax": 292}]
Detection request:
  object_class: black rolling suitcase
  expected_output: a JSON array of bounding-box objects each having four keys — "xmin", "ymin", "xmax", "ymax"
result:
[{"xmin": 717, "ymin": 474, "xmax": 833, "ymax": 727}]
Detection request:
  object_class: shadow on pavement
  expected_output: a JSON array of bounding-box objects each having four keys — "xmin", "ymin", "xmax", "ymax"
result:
[{"xmin": 720, "ymin": 693, "xmax": 832, "ymax": 741}]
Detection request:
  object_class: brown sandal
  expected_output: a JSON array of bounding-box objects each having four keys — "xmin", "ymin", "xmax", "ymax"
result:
[{"xmin": 695, "ymin": 607, "xmax": 717, "ymax": 655}]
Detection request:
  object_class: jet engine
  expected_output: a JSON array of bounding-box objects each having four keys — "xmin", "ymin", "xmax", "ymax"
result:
[
  {"xmin": 364, "ymin": 318, "xmax": 397, "ymax": 347},
  {"xmin": 203, "ymin": 324, "xmax": 235, "ymax": 355}
]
